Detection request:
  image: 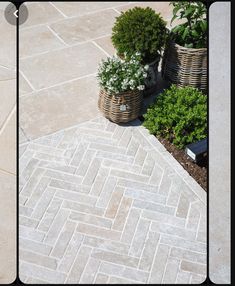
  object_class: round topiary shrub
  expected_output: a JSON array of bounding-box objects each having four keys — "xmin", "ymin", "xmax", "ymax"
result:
[
  {"xmin": 111, "ymin": 7, "xmax": 167, "ymax": 63},
  {"xmin": 143, "ymin": 85, "xmax": 207, "ymax": 149}
]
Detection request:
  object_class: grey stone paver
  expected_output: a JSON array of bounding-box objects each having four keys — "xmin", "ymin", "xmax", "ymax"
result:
[{"xmin": 19, "ymin": 117, "xmax": 206, "ymax": 284}]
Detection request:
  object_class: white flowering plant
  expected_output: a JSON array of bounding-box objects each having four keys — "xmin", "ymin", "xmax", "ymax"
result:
[{"xmin": 97, "ymin": 53, "xmax": 149, "ymax": 94}]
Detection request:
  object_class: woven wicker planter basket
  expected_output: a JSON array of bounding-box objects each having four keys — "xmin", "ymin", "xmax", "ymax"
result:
[
  {"xmin": 161, "ymin": 41, "xmax": 207, "ymax": 93},
  {"xmin": 98, "ymin": 89, "xmax": 143, "ymax": 123}
]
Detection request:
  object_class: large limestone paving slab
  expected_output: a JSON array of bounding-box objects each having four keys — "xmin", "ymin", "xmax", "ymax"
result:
[
  {"xmin": 19, "ymin": 117, "xmax": 206, "ymax": 284},
  {"xmin": 0, "ymin": 171, "xmax": 16, "ymax": 283},
  {"xmin": 50, "ymin": 9, "xmax": 119, "ymax": 45},
  {"xmin": 51, "ymin": 1, "xmax": 130, "ymax": 17},
  {"xmin": 0, "ymin": 67, "xmax": 16, "ymax": 129},
  {"xmin": 20, "ymin": 42, "xmax": 106, "ymax": 90},
  {"xmin": 0, "ymin": 9, "xmax": 16, "ymax": 68},
  {"xmin": 19, "ymin": 25, "xmax": 66, "ymax": 58},
  {"xmin": 20, "ymin": 76, "xmax": 100, "ymax": 140},
  {"xmin": 20, "ymin": 2, "xmax": 64, "ymax": 28},
  {"xmin": 0, "ymin": 110, "xmax": 16, "ymax": 174}
]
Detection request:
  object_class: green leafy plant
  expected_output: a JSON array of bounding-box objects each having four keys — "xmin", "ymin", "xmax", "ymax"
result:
[
  {"xmin": 111, "ymin": 7, "xmax": 167, "ymax": 63},
  {"xmin": 143, "ymin": 85, "xmax": 207, "ymax": 148},
  {"xmin": 170, "ymin": 2, "xmax": 207, "ymax": 48},
  {"xmin": 97, "ymin": 53, "xmax": 149, "ymax": 94}
]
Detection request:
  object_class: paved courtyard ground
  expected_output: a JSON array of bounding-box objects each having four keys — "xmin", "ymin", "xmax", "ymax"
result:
[
  {"xmin": 19, "ymin": 2, "xmax": 207, "ymax": 284},
  {"xmin": 19, "ymin": 117, "xmax": 206, "ymax": 284},
  {"xmin": 0, "ymin": 2, "xmax": 16, "ymax": 283}
]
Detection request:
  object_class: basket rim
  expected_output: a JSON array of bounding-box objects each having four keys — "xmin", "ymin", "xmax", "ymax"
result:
[
  {"xmin": 100, "ymin": 88, "xmax": 142, "ymax": 96},
  {"xmin": 169, "ymin": 40, "xmax": 207, "ymax": 52}
]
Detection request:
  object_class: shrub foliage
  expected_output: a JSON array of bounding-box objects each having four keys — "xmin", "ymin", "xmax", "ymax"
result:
[
  {"xmin": 143, "ymin": 85, "xmax": 207, "ymax": 148},
  {"xmin": 170, "ymin": 2, "xmax": 207, "ymax": 48},
  {"xmin": 111, "ymin": 7, "xmax": 167, "ymax": 63}
]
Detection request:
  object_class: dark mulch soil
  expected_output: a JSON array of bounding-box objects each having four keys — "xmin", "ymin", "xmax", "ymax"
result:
[{"xmin": 158, "ymin": 137, "xmax": 207, "ymax": 191}]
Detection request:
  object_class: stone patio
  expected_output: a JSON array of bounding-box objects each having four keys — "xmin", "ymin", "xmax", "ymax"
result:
[
  {"xmin": 19, "ymin": 2, "xmax": 207, "ymax": 284},
  {"xmin": 0, "ymin": 2, "xmax": 16, "ymax": 283},
  {"xmin": 19, "ymin": 117, "xmax": 206, "ymax": 284}
]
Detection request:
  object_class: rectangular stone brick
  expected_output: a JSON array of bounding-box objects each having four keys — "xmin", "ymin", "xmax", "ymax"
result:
[
  {"xmin": 121, "ymin": 208, "xmax": 141, "ymax": 243},
  {"xmin": 158, "ymin": 168, "xmax": 174, "ymax": 196},
  {"xmin": 125, "ymin": 188, "xmax": 166, "ymax": 204},
  {"xmin": 96, "ymin": 150, "xmax": 134, "ymax": 163},
  {"xmin": 105, "ymin": 186, "xmax": 124, "ymax": 219},
  {"xmin": 90, "ymin": 166, "xmax": 109, "ymax": 197},
  {"xmin": 77, "ymin": 223, "xmax": 121, "ymax": 241},
  {"xmin": 110, "ymin": 169, "xmax": 149, "ymax": 183},
  {"xmin": 45, "ymin": 169, "xmax": 82, "ymax": 185},
  {"xmin": 83, "ymin": 236, "xmax": 129, "ymax": 255},
  {"xmin": 162, "ymin": 257, "xmax": 180, "ymax": 284},
  {"xmin": 19, "ymin": 205, "xmax": 33, "ymax": 217},
  {"xmin": 38, "ymin": 160, "xmax": 77, "ymax": 174},
  {"xmin": 19, "ymin": 215, "xmax": 39, "ymax": 228},
  {"xmin": 126, "ymin": 138, "xmax": 139, "ymax": 156},
  {"xmin": 176, "ymin": 271, "xmax": 191, "ymax": 284},
  {"xmin": 100, "ymin": 262, "xmax": 148, "ymax": 283},
  {"xmin": 37, "ymin": 197, "xmax": 62, "ymax": 232},
  {"xmin": 149, "ymin": 164, "xmax": 163, "ymax": 186},
  {"xmin": 151, "ymin": 221, "xmax": 196, "ymax": 240},
  {"xmin": 55, "ymin": 189, "xmax": 97, "ymax": 206},
  {"xmin": 190, "ymin": 273, "xmax": 205, "ymax": 283},
  {"xmin": 129, "ymin": 218, "xmax": 150, "ymax": 258},
  {"xmin": 70, "ymin": 211, "xmax": 112, "ymax": 229},
  {"xmin": 112, "ymin": 125, "xmax": 125, "ymax": 140},
  {"xmin": 142, "ymin": 209, "xmax": 185, "ymax": 228},
  {"xmin": 160, "ymin": 234, "xmax": 206, "ymax": 253},
  {"xmin": 20, "ymin": 167, "xmax": 45, "ymax": 197},
  {"xmin": 34, "ymin": 152, "xmax": 69, "ymax": 165},
  {"xmin": 20, "ymin": 238, "xmax": 52, "ymax": 256},
  {"xmin": 20, "ymin": 262, "xmax": 66, "ymax": 284},
  {"xmin": 90, "ymin": 142, "xmax": 125, "ymax": 155},
  {"xmin": 102, "ymin": 159, "xmax": 141, "ymax": 174},
  {"xmin": 80, "ymin": 257, "xmax": 101, "ymax": 284},
  {"xmin": 142, "ymin": 154, "xmax": 155, "ymax": 176},
  {"xmin": 91, "ymin": 249, "xmax": 139, "ymax": 268},
  {"xmin": 181, "ymin": 260, "xmax": 206, "ymax": 276},
  {"xmin": 44, "ymin": 208, "xmax": 70, "ymax": 245},
  {"xmin": 66, "ymin": 246, "xmax": 92, "ymax": 283},
  {"xmin": 58, "ymin": 232, "xmax": 84, "ymax": 273},
  {"xmin": 96, "ymin": 176, "xmax": 117, "ymax": 208},
  {"xmin": 62, "ymin": 200, "xmax": 104, "ymax": 216},
  {"xmin": 112, "ymin": 197, "xmax": 132, "ymax": 231},
  {"xmin": 19, "ymin": 225, "xmax": 45, "ymax": 242},
  {"xmin": 49, "ymin": 179, "xmax": 89, "ymax": 193},
  {"xmin": 70, "ymin": 141, "xmax": 87, "ymax": 166},
  {"xmin": 94, "ymin": 273, "xmax": 109, "ymax": 284},
  {"xmin": 25, "ymin": 176, "xmax": 51, "ymax": 208},
  {"xmin": 20, "ymin": 249, "xmax": 58, "ymax": 270},
  {"xmin": 20, "ymin": 157, "xmax": 39, "ymax": 186},
  {"xmin": 134, "ymin": 146, "xmax": 147, "ymax": 166},
  {"xmin": 133, "ymin": 199, "xmax": 175, "ymax": 215},
  {"xmin": 31, "ymin": 187, "xmax": 55, "ymax": 220},
  {"xmin": 118, "ymin": 129, "xmax": 132, "ymax": 148},
  {"xmin": 139, "ymin": 231, "xmax": 160, "ymax": 271},
  {"xmin": 76, "ymin": 149, "xmax": 96, "ymax": 176},
  {"xmin": 82, "ymin": 157, "xmax": 101, "ymax": 186},
  {"xmin": 170, "ymin": 247, "xmax": 206, "ymax": 264},
  {"xmin": 51, "ymin": 220, "xmax": 76, "ymax": 259},
  {"xmin": 149, "ymin": 244, "xmax": 170, "ymax": 283},
  {"xmin": 176, "ymin": 194, "xmax": 190, "ymax": 218},
  {"xmin": 118, "ymin": 179, "xmax": 157, "ymax": 193}
]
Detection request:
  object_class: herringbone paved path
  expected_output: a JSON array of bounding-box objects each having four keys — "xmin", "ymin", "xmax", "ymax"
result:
[{"xmin": 19, "ymin": 117, "xmax": 206, "ymax": 284}]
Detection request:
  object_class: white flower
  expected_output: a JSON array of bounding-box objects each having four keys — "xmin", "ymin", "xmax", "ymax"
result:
[
  {"xmin": 144, "ymin": 65, "xmax": 149, "ymax": 71},
  {"xmin": 138, "ymin": 85, "xmax": 145, "ymax": 91}
]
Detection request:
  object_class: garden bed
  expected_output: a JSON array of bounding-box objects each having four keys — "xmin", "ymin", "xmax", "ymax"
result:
[{"xmin": 158, "ymin": 136, "xmax": 207, "ymax": 191}]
